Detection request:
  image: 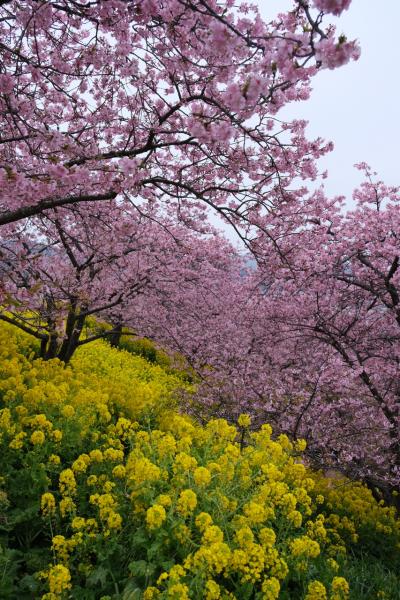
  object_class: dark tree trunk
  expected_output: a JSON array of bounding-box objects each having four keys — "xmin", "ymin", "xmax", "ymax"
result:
[
  {"xmin": 109, "ymin": 322, "xmax": 123, "ymax": 348},
  {"xmin": 57, "ymin": 310, "xmax": 86, "ymax": 363},
  {"xmin": 44, "ymin": 332, "xmax": 59, "ymax": 359},
  {"xmin": 40, "ymin": 336, "xmax": 48, "ymax": 358}
]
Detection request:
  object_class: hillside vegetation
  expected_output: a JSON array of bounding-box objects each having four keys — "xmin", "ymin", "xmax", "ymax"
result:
[{"xmin": 0, "ymin": 322, "xmax": 399, "ymax": 600}]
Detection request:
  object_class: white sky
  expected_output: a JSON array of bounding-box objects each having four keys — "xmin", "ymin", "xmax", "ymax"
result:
[{"xmin": 259, "ymin": 0, "xmax": 400, "ymax": 202}]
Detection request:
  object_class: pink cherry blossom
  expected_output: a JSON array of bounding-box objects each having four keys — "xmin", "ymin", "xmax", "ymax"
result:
[
  {"xmin": 313, "ymin": 0, "xmax": 352, "ymax": 16},
  {"xmin": 315, "ymin": 37, "xmax": 361, "ymax": 70},
  {"xmin": 0, "ymin": 0, "xmax": 357, "ymax": 228}
]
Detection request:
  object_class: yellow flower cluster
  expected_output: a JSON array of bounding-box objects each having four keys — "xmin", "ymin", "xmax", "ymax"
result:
[
  {"xmin": 41, "ymin": 492, "xmax": 56, "ymax": 516},
  {"xmin": 41, "ymin": 564, "xmax": 71, "ymax": 599},
  {"xmin": 176, "ymin": 489, "xmax": 198, "ymax": 517},
  {"xmin": 331, "ymin": 576, "xmax": 350, "ymax": 599},
  {"xmin": 305, "ymin": 580, "xmax": 327, "ymax": 600},
  {"xmin": 290, "ymin": 535, "xmax": 321, "ymax": 559},
  {"xmin": 146, "ymin": 504, "xmax": 167, "ymax": 529},
  {"xmin": 0, "ymin": 321, "xmax": 189, "ymax": 439},
  {"xmin": 1, "ymin": 321, "xmax": 400, "ymax": 599},
  {"xmin": 59, "ymin": 469, "xmax": 77, "ymax": 496}
]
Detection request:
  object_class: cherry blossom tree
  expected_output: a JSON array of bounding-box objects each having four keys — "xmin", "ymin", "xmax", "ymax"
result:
[
  {"xmin": 244, "ymin": 165, "xmax": 400, "ymax": 490},
  {"xmin": 0, "ymin": 0, "xmax": 362, "ymax": 403},
  {"xmin": 0, "ymin": 0, "xmax": 359, "ymax": 239},
  {"xmin": 0, "ymin": 0, "xmax": 360, "ymax": 365},
  {"xmin": 0, "ymin": 202, "xmax": 241, "ymax": 362}
]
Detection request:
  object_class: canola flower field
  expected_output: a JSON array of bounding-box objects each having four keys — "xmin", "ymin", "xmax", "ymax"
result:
[{"xmin": 0, "ymin": 322, "xmax": 399, "ymax": 599}]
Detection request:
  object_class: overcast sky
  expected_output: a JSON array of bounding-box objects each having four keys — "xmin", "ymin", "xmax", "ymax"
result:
[{"xmin": 259, "ymin": 0, "xmax": 400, "ymax": 203}]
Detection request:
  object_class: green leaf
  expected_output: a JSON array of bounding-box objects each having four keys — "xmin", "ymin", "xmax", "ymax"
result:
[
  {"xmin": 86, "ymin": 566, "xmax": 109, "ymax": 587},
  {"xmin": 128, "ymin": 560, "xmax": 156, "ymax": 578},
  {"xmin": 122, "ymin": 580, "xmax": 142, "ymax": 600},
  {"xmin": 161, "ymin": 559, "xmax": 175, "ymax": 571},
  {"xmin": 147, "ymin": 540, "xmax": 165, "ymax": 561},
  {"xmin": 130, "ymin": 530, "xmax": 147, "ymax": 546}
]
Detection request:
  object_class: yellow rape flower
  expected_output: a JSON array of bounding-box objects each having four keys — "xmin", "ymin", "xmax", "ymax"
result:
[
  {"xmin": 9, "ymin": 431, "xmax": 27, "ymax": 449},
  {"xmin": 157, "ymin": 572, "xmax": 169, "ymax": 585},
  {"xmin": 288, "ymin": 510, "xmax": 303, "ymax": 528},
  {"xmin": 30, "ymin": 430, "xmax": 45, "ymax": 445},
  {"xmin": 167, "ymin": 583, "xmax": 190, "ymax": 599},
  {"xmin": 294, "ymin": 438, "xmax": 307, "ymax": 452},
  {"xmin": 47, "ymin": 564, "xmax": 72, "ymax": 596},
  {"xmin": 193, "ymin": 466, "xmax": 211, "ymax": 487},
  {"xmin": 331, "ymin": 577, "xmax": 350, "ymax": 599},
  {"xmin": 173, "ymin": 523, "xmax": 191, "ymax": 544},
  {"xmin": 96, "ymin": 493, "xmax": 116, "ymax": 522},
  {"xmin": 235, "ymin": 526, "xmax": 254, "ymax": 548},
  {"xmin": 51, "ymin": 535, "xmax": 70, "ymax": 563},
  {"xmin": 107, "ymin": 511, "xmax": 122, "ymax": 529},
  {"xmin": 115, "ymin": 417, "xmax": 134, "ymax": 435},
  {"xmin": 238, "ymin": 413, "xmax": 251, "ymax": 428},
  {"xmin": 195, "ymin": 512, "xmax": 213, "ymax": 532},
  {"xmin": 89, "ymin": 449, "xmax": 103, "ymax": 463},
  {"xmin": 71, "ymin": 517, "xmax": 86, "ymax": 530},
  {"xmin": 59, "ymin": 469, "xmax": 77, "ymax": 496},
  {"xmin": 205, "ymin": 579, "xmax": 221, "ymax": 599},
  {"xmin": 143, "ymin": 587, "xmax": 161, "ymax": 599},
  {"xmin": 112, "ymin": 464, "xmax": 126, "ymax": 479},
  {"xmin": 186, "ymin": 542, "xmax": 231, "ymax": 574},
  {"xmin": 72, "ymin": 454, "xmax": 90, "ymax": 474},
  {"xmin": 169, "ymin": 564, "xmax": 186, "ymax": 581},
  {"xmin": 290, "ymin": 536, "xmax": 320, "ymax": 559},
  {"xmin": 202, "ymin": 525, "xmax": 224, "ymax": 545},
  {"xmin": 262, "ymin": 576, "xmax": 280, "ymax": 600},
  {"xmin": 97, "ymin": 403, "xmax": 111, "ymax": 422},
  {"xmin": 59, "ymin": 496, "xmax": 76, "ymax": 517},
  {"xmin": 157, "ymin": 494, "xmax": 172, "ymax": 507},
  {"xmin": 61, "ymin": 404, "xmax": 75, "ymax": 417},
  {"xmin": 176, "ymin": 435, "xmax": 192, "ymax": 453},
  {"xmin": 52, "ymin": 429, "xmax": 62, "ymax": 442},
  {"xmin": 41, "ymin": 492, "xmax": 56, "ymax": 516},
  {"xmin": 155, "ymin": 432, "xmax": 177, "ymax": 458},
  {"xmin": 31, "ymin": 414, "xmax": 52, "ymax": 430},
  {"xmin": 176, "ymin": 489, "xmax": 197, "ymax": 518},
  {"xmin": 243, "ymin": 501, "xmax": 266, "ymax": 525},
  {"xmin": 103, "ymin": 480, "xmax": 115, "ymax": 493},
  {"xmin": 173, "ymin": 452, "xmax": 197, "ymax": 474},
  {"xmin": 207, "ymin": 461, "xmax": 222, "ymax": 474},
  {"xmin": 127, "ymin": 456, "xmax": 161, "ymax": 485},
  {"xmin": 259, "ymin": 527, "xmax": 276, "ymax": 547},
  {"xmin": 327, "ymin": 558, "xmax": 339, "ymax": 572},
  {"xmin": 103, "ymin": 447, "xmax": 124, "ymax": 462},
  {"xmin": 48, "ymin": 454, "xmax": 61, "ymax": 465},
  {"xmin": 146, "ymin": 504, "xmax": 167, "ymax": 530},
  {"xmin": 230, "ymin": 543, "xmax": 265, "ymax": 583},
  {"xmin": 15, "ymin": 405, "xmax": 28, "ymax": 417},
  {"xmin": 224, "ymin": 443, "xmax": 240, "ymax": 460},
  {"xmin": 305, "ymin": 580, "xmax": 327, "ymax": 600}
]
